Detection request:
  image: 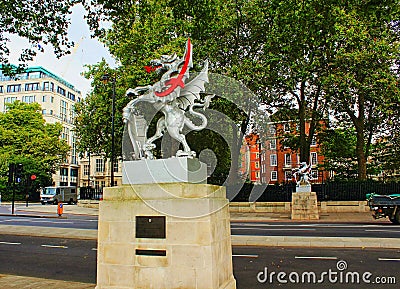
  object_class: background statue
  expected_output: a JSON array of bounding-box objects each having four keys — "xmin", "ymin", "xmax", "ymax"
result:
[
  {"xmin": 292, "ymin": 162, "xmax": 313, "ymax": 186},
  {"xmin": 123, "ymin": 39, "xmax": 214, "ymax": 159}
]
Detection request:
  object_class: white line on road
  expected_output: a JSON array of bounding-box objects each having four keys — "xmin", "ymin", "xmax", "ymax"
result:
[
  {"xmin": 231, "ymin": 227, "xmax": 316, "ymax": 231},
  {"xmin": 30, "ymin": 220, "xmax": 74, "ymax": 224},
  {"xmin": 233, "ymin": 254, "xmax": 259, "ymax": 258},
  {"xmin": 295, "ymin": 256, "xmax": 338, "ymax": 260},
  {"xmin": 364, "ymin": 230, "xmax": 400, "ymax": 233},
  {"xmin": 0, "ymin": 241, "xmax": 21, "ymax": 245},
  {"xmin": 41, "ymin": 244, "xmax": 68, "ymax": 249},
  {"xmin": 378, "ymin": 258, "xmax": 400, "ymax": 262}
]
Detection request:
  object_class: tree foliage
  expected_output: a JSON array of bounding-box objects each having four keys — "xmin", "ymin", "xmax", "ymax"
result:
[
  {"xmin": 0, "ymin": 102, "xmax": 70, "ymax": 199},
  {"xmin": 0, "ymin": 0, "xmax": 78, "ymax": 73}
]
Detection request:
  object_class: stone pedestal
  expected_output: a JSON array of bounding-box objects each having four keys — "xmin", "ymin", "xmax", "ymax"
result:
[
  {"xmin": 96, "ymin": 183, "xmax": 236, "ymax": 289},
  {"xmin": 291, "ymin": 191, "xmax": 319, "ymax": 220}
]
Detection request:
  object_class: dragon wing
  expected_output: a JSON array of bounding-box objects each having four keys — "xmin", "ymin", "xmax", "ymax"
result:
[{"xmin": 176, "ymin": 60, "xmax": 209, "ymax": 110}]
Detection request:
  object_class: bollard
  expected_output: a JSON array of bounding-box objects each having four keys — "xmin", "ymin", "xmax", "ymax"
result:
[{"xmin": 57, "ymin": 202, "xmax": 63, "ymax": 216}]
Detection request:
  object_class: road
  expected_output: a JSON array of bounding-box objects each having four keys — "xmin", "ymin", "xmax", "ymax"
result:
[
  {"xmin": 231, "ymin": 221, "xmax": 400, "ymax": 238},
  {"xmin": 1, "ymin": 213, "xmax": 400, "ymax": 238},
  {"xmin": 0, "ymin": 234, "xmax": 399, "ymax": 288}
]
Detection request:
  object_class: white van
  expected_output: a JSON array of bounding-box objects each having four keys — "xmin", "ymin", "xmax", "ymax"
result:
[{"xmin": 40, "ymin": 186, "xmax": 77, "ymax": 205}]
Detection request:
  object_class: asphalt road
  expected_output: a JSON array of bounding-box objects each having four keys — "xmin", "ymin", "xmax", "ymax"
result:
[
  {"xmin": 1, "ymin": 213, "xmax": 400, "ymax": 239},
  {"xmin": 0, "ymin": 235, "xmax": 399, "ymax": 288}
]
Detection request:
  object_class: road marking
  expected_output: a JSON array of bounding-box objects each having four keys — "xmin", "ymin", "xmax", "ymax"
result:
[
  {"xmin": 233, "ymin": 254, "xmax": 259, "ymax": 258},
  {"xmin": 30, "ymin": 220, "xmax": 74, "ymax": 224},
  {"xmin": 0, "ymin": 241, "xmax": 21, "ymax": 245},
  {"xmin": 365, "ymin": 230, "xmax": 400, "ymax": 233},
  {"xmin": 41, "ymin": 244, "xmax": 68, "ymax": 249},
  {"xmin": 378, "ymin": 258, "xmax": 400, "ymax": 262},
  {"xmin": 295, "ymin": 256, "xmax": 338, "ymax": 260},
  {"xmin": 231, "ymin": 227, "xmax": 316, "ymax": 231},
  {"xmin": 91, "ymin": 248, "xmax": 97, "ymax": 251}
]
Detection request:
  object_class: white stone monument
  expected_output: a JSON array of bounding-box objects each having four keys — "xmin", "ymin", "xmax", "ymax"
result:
[
  {"xmin": 291, "ymin": 162, "xmax": 319, "ymax": 220},
  {"xmin": 96, "ymin": 39, "xmax": 236, "ymax": 289}
]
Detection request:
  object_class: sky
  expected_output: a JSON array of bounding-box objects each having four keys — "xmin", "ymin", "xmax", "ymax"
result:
[{"xmin": 7, "ymin": 4, "xmax": 117, "ymax": 97}]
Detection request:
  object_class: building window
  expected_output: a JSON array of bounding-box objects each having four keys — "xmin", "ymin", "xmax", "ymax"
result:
[
  {"xmin": 311, "ymin": 170, "xmax": 318, "ymax": 179},
  {"xmin": 113, "ymin": 162, "xmax": 119, "ymax": 172},
  {"xmin": 25, "ymin": 83, "xmax": 39, "ymax": 91},
  {"xmin": 284, "ymin": 123, "xmax": 291, "ymax": 133},
  {"xmin": 68, "ymin": 92, "xmax": 75, "ymax": 101},
  {"xmin": 83, "ymin": 165, "xmax": 90, "ymax": 176},
  {"xmin": 285, "ymin": 171, "xmax": 292, "ymax": 180},
  {"xmin": 57, "ymin": 86, "xmax": 66, "ymax": 96},
  {"xmin": 311, "ymin": 136, "xmax": 317, "ymax": 146},
  {"xmin": 269, "ymin": 139, "xmax": 276, "ymax": 150},
  {"xmin": 270, "ymin": 154, "xmax": 277, "ymax": 166},
  {"xmin": 43, "ymin": 82, "xmax": 50, "ymax": 91},
  {"xmin": 255, "ymin": 161, "xmax": 260, "ymax": 169},
  {"xmin": 0, "ymin": 86, "xmax": 3, "ymax": 93},
  {"xmin": 42, "ymin": 95, "xmax": 46, "ymax": 102},
  {"xmin": 271, "ymin": 171, "xmax": 278, "ymax": 181},
  {"xmin": 22, "ymin": 95, "xmax": 35, "ymax": 103},
  {"xmin": 310, "ymin": 152, "xmax": 318, "ymax": 166},
  {"xmin": 96, "ymin": 159, "xmax": 105, "ymax": 172},
  {"xmin": 7, "ymin": 84, "xmax": 21, "ymax": 93},
  {"xmin": 60, "ymin": 167, "xmax": 68, "ymax": 176},
  {"xmin": 28, "ymin": 71, "xmax": 41, "ymax": 79},
  {"xmin": 284, "ymin": 153, "xmax": 291, "ymax": 166},
  {"xmin": 256, "ymin": 171, "xmax": 260, "ymax": 179},
  {"xmin": 61, "ymin": 126, "xmax": 69, "ymax": 142},
  {"xmin": 60, "ymin": 100, "xmax": 68, "ymax": 121},
  {"xmin": 269, "ymin": 125, "xmax": 276, "ymax": 135},
  {"xmin": 51, "ymin": 96, "xmax": 54, "ymax": 103}
]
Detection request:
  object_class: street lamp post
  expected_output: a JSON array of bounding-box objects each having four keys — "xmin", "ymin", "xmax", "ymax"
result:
[{"xmin": 102, "ymin": 73, "xmax": 116, "ymax": 187}]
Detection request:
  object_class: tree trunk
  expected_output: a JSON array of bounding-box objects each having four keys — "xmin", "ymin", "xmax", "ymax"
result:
[{"xmin": 356, "ymin": 130, "xmax": 367, "ymax": 180}]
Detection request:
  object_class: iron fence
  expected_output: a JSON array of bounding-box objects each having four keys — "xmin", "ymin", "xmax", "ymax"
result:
[
  {"xmin": 79, "ymin": 187, "xmax": 103, "ymax": 200},
  {"xmin": 228, "ymin": 181, "xmax": 400, "ymax": 202}
]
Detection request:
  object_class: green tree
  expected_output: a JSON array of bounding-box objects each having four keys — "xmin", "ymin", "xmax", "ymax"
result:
[
  {"xmin": 0, "ymin": 0, "xmax": 78, "ymax": 72},
  {"xmin": 324, "ymin": 3, "xmax": 400, "ymax": 180},
  {"xmin": 0, "ymin": 102, "xmax": 70, "ymax": 199}
]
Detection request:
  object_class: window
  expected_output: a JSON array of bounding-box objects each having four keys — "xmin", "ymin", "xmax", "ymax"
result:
[
  {"xmin": 255, "ymin": 161, "xmax": 260, "ymax": 169},
  {"xmin": 271, "ymin": 171, "xmax": 278, "ymax": 181},
  {"xmin": 284, "ymin": 123, "xmax": 291, "ymax": 132},
  {"xmin": 113, "ymin": 162, "xmax": 119, "ymax": 172},
  {"xmin": 51, "ymin": 96, "xmax": 54, "ymax": 103},
  {"xmin": 285, "ymin": 171, "xmax": 292, "ymax": 180},
  {"xmin": 57, "ymin": 86, "xmax": 66, "ymax": 96},
  {"xmin": 7, "ymin": 84, "xmax": 21, "ymax": 93},
  {"xmin": 311, "ymin": 136, "xmax": 317, "ymax": 146},
  {"xmin": 284, "ymin": 153, "xmax": 291, "ymax": 166},
  {"xmin": 42, "ymin": 95, "xmax": 46, "ymax": 102},
  {"xmin": 28, "ymin": 71, "xmax": 41, "ymax": 79},
  {"xmin": 60, "ymin": 167, "xmax": 68, "ymax": 176},
  {"xmin": 310, "ymin": 152, "xmax": 318, "ymax": 166},
  {"xmin": 269, "ymin": 125, "xmax": 276, "ymax": 135},
  {"xmin": 22, "ymin": 95, "xmax": 35, "ymax": 103},
  {"xmin": 68, "ymin": 92, "xmax": 75, "ymax": 101},
  {"xmin": 60, "ymin": 100, "xmax": 68, "ymax": 121},
  {"xmin": 269, "ymin": 139, "xmax": 276, "ymax": 150},
  {"xmin": 83, "ymin": 165, "xmax": 90, "ymax": 176},
  {"xmin": 311, "ymin": 170, "xmax": 318, "ymax": 179},
  {"xmin": 96, "ymin": 159, "xmax": 105, "ymax": 172},
  {"xmin": 61, "ymin": 126, "xmax": 69, "ymax": 142},
  {"xmin": 0, "ymin": 86, "xmax": 3, "ymax": 93},
  {"xmin": 42, "ymin": 109, "xmax": 47, "ymax": 115},
  {"xmin": 270, "ymin": 154, "xmax": 277, "ymax": 166},
  {"xmin": 43, "ymin": 82, "xmax": 50, "ymax": 91},
  {"xmin": 25, "ymin": 83, "xmax": 39, "ymax": 91},
  {"xmin": 256, "ymin": 171, "xmax": 260, "ymax": 179},
  {"xmin": 4, "ymin": 97, "xmax": 17, "ymax": 111}
]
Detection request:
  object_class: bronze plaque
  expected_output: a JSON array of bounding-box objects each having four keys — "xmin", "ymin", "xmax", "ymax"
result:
[{"xmin": 136, "ymin": 216, "xmax": 166, "ymax": 239}]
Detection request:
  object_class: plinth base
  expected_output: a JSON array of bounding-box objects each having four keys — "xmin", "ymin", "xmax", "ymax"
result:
[
  {"xmin": 291, "ymin": 192, "xmax": 319, "ymax": 220},
  {"xmin": 96, "ymin": 183, "xmax": 236, "ymax": 289}
]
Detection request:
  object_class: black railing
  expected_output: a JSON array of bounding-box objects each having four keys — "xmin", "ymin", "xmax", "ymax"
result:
[
  {"xmin": 227, "ymin": 181, "xmax": 400, "ymax": 202},
  {"xmin": 79, "ymin": 187, "xmax": 103, "ymax": 200}
]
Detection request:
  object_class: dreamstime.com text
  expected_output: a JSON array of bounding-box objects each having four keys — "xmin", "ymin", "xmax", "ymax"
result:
[{"xmin": 257, "ymin": 260, "xmax": 396, "ymax": 285}]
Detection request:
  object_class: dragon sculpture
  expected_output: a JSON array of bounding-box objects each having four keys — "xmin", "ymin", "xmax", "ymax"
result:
[{"xmin": 123, "ymin": 39, "xmax": 214, "ymax": 160}]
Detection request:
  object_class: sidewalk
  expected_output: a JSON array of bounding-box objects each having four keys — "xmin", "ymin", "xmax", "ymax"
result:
[{"xmin": 0, "ymin": 274, "xmax": 95, "ymax": 289}]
